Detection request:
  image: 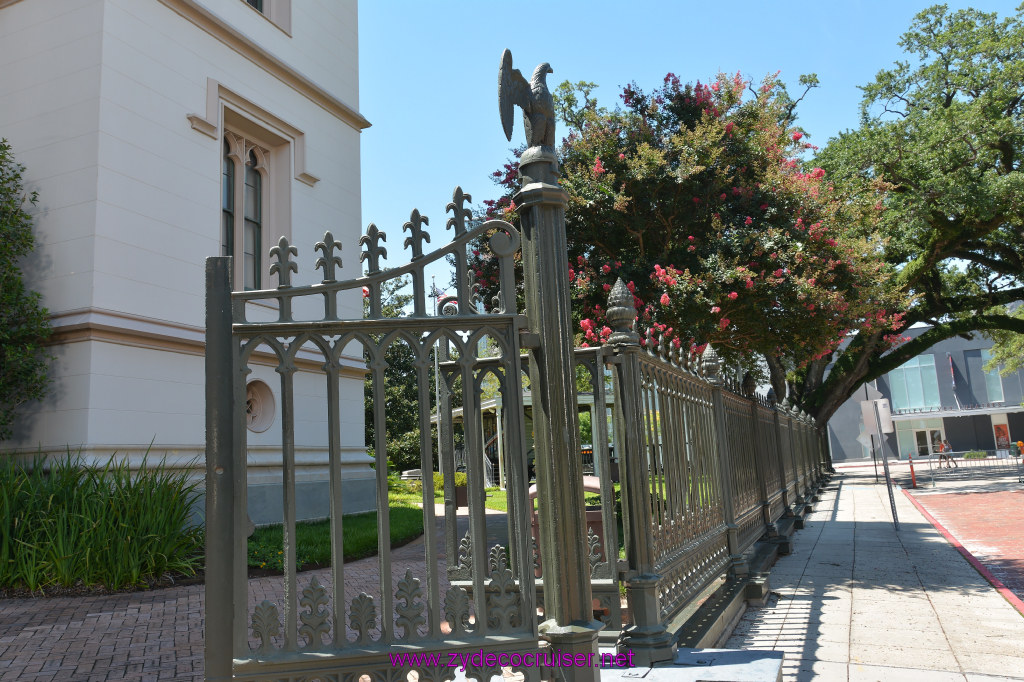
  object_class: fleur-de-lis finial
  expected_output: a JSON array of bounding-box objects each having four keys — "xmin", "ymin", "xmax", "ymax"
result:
[
  {"xmin": 269, "ymin": 236, "xmax": 298, "ymax": 288},
  {"xmin": 359, "ymin": 223, "xmax": 387, "ymax": 274},
  {"xmin": 402, "ymin": 209, "xmax": 430, "ymax": 260},
  {"xmin": 446, "ymin": 187, "xmax": 473, "ymax": 236},
  {"xmin": 314, "ymin": 231, "xmax": 343, "ymax": 283}
]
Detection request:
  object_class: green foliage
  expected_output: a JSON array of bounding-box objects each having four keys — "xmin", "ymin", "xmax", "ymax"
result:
[
  {"xmin": 963, "ymin": 450, "xmax": 988, "ymax": 459},
  {"xmin": 809, "ymin": 4, "xmax": 1024, "ymax": 422},
  {"xmin": 984, "ymin": 306, "xmax": 1024, "ymax": 376},
  {"xmin": 432, "ymin": 471, "xmax": 467, "ymax": 490},
  {"xmin": 0, "ymin": 454, "xmax": 203, "ymax": 592},
  {"xmin": 0, "ymin": 139, "xmax": 51, "ymax": 440},
  {"xmin": 247, "ymin": 505, "xmax": 424, "ymax": 571}
]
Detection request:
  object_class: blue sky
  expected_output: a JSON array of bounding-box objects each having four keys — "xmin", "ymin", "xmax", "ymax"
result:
[{"xmin": 358, "ymin": 1, "xmax": 1018, "ymax": 290}]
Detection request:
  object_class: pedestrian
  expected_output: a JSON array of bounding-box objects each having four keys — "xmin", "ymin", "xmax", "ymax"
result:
[{"xmin": 941, "ymin": 438, "xmax": 957, "ymax": 468}]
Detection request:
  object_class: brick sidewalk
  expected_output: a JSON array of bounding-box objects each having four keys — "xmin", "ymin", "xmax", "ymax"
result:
[
  {"xmin": 0, "ymin": 508, "xmax": 513, "ymax": 682},
  {"xmin": 908, "ymin": 489, "xmax": 1024, "ymax": 605}
]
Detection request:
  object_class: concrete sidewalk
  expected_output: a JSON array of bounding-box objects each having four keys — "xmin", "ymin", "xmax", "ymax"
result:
[{"xmin": 725, "ymin": 469, "xmax": 1024, "ymax": 681}]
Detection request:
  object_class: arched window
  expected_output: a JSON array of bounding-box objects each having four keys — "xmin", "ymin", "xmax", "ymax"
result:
[
  {"xmin": 222, "ymin": 133, "xmax": 268, "ymax": 291},
  {"xmin": 244, "ymin": 149, "xmax": 262, "ymax": 290},
  {"xmin": 221, "ymin": 138, "xmax": 234, "ymax": 259}
]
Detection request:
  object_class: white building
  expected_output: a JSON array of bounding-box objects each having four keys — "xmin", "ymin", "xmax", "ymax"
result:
[{"xmin": 0, "ymin": 0, "xmax": 375, "ymax": 523}]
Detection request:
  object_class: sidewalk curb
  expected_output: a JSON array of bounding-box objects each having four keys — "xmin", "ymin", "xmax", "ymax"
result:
[{"xmin": 902, "ymin": 488, "xmax": 1024, "ymax": 617}]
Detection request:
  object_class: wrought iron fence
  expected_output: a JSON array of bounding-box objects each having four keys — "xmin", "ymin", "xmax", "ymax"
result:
[{"xmin": 571, "ymin": 279, "xmax": 827, "ymax": 664}]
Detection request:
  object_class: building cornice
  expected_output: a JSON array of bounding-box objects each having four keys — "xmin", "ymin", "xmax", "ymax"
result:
[{"xmin": 157, "ymin": 0, "xmax": 370, "ymax": 131}]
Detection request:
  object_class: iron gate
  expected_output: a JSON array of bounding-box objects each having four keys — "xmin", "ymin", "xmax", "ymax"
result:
[{"xmin": 204, "ymin": 187, "xmax": 540, "ymax": 682}]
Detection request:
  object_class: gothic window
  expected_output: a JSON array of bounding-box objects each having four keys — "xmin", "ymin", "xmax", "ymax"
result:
[{"xmin": 222, "ymin": 133, "xmax": 268, "ymax": 291}]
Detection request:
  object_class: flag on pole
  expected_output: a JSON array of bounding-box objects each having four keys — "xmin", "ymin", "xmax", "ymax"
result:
[{"xmin": 948, "ymin": 353, "xmax": 962, "ymax": 409}]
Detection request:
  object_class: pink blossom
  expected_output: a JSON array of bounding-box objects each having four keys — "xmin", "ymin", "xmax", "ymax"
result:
[
  {"xmin": 688, "ymin": 235, "xmax": 695, "ymax": 241},
  {"xmin": 626, "ymin": 281, "xmax": 636, "ymax": 293},
  {"xmin": 660, "ymin": 292, "xmax": 670, "ymax": 305},
  {"xmin": 581, "ymin": 318, "xmax": 595, "ymax": 332},
  {"xmin": 744, "ymin": 216, "xmax": 753, "ymax": 225},
  {"xmin": 711, "ymin": 306, "xmax": 721, "ymax": 313},
  {"xmin": 472, "ymin": 249, "xmax": 480, "ymax": 256},
  {"xmin": 719, "ymin": 317, "xmax": 730, "ymax": 329},
  {"xmin": 792, "ymin": 131, "xmax": 803, "ymax": 142},
  {"xmin": 745, "ymin": 279, "xmax": 754, "ymax": 289},
  {"xmin": 568, "ymin": 268, "xmax": 575, "ymax": 279},
  {"xmin": 618, "ymin": 153, "xmax": 625, "ymax": 160},
  {"xmin": 603, "ymin": 283, "xmax": 611, "ymax": 292},
  {"xmin": 725, "ymin": 122, "xmax": 734, "ymax": 135},
  {"xmin": 727, "ymin": 291, "xmax": 738, "ymax": 300},
  {"xmin": 719, "ymin": 193, "xmax": 727, "ymax": 200},
  {"xmin": 601, "ymin": 264, "xmax": 611, "ymax": 274},
  {"xmin": 808, "ymin": 278, "xmax": 816, "ymax": 286},
  {"xmin": 362, "ymin": 286, "xmax": 369, "ymax": 298},
  {"xmin": 773, "ymin": 269, "xmax": 784, "ymax": 277},
  {"xmin": 593, "ymin": 157, "xmax": 606, "ymax": 175}
]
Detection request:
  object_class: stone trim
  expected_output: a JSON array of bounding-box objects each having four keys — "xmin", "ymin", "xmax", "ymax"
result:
[
  {"xmin": 45, "ymin": 308, "xmax": 367, "ymax": 376},
  {"xmin": 191, "ymin": 78, "xmax": 320, "ymax": 187},
  {"xmin": 160, "ymin": 0, "xmax": 370, "ymax": 131}
]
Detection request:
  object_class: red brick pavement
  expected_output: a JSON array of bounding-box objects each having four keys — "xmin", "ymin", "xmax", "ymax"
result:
[
  {"xmin": 0, "ymin": 510, "xmax": 509, "ymax": 681},
  {"xmin": 909, "ymin": 490, "xmax": 1024, "ymax": 605}
]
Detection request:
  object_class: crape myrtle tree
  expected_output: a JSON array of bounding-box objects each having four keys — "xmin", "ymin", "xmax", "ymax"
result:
[
  {"xmin": 811, "ymin": 4, "xmax": 1024, "ymax": 423},
  {"xmin": 0, "ymin": 139, "xmax": 51, "ymax": 440},
  {"xmin": 471, "ymin": 4, "xmax": 1024, "ymax": 427},
  {"xmin": 470, "ymin": 73, "xmax": 899, "ymax": 422}
]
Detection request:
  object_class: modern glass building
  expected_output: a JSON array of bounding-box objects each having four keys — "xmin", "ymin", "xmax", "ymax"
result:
[{"xmin": 827, "ymin": 326, "xmax": 1024, "ymax": 462}]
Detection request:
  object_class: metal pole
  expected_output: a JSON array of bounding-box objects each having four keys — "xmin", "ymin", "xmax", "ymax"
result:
[
  {"xmin": 873, "ymin": 401, "xmax": 900, "ymax": 531},
  {"xmin": 607, "ymin": 281, "xmax": 676, "ymax": 666},
  {"xmin": 204, "ymin": 256, "xmax": 235, "ymax": 681},
  {"xmin": 516, "ymin": 147, "xmax": 602, "ymax": 677}
]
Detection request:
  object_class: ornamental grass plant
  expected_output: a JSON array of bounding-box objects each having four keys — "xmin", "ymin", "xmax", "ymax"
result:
[{"xmin": 0, "ymin": 453, "xmax": 203, "ymax": 593}]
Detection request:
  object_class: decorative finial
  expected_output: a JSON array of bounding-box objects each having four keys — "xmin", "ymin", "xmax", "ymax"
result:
[
  {"xmin": 446, "ymin": 187, "xmax": 473, "ymax": 236},
  {"xmin": 402, "ymin": 209, "xmax": 430, "ymax": 260},
  {"xmin": 741, "ymin": 372, "xmax": 756, "ymax": 397},
  {"xmin": 701, "ymin": 345, "xmax": 722, "ymax": 385},
  {"xmin": 269, "ymin": 236, "xmax": 298, "ymax": 288},
  {"xmin": 605, "ymin": 278, "xmax": 638, "ymax": 345},
  {"xmin": 314, "ymin": 231, "xmax": 343, "ymax": 283},
  {"xmin": 358, "ymin": 223, "xmax": 387, "ymax": 274}
]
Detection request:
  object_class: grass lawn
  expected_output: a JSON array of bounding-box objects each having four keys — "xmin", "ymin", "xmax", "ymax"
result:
[{"xmin": 247, "ymin": 495, "xmax": 425, "ymax": 572}]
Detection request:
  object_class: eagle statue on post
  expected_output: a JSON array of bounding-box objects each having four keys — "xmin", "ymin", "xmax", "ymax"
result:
[{"xmin": 499, "ymin": 49, "xmax": 555, "ymax": 149}]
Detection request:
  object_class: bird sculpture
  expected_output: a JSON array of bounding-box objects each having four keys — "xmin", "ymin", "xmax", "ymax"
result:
[{"xmin": 499, "ymin": 49, "xmax": 555, "ymax": 149}]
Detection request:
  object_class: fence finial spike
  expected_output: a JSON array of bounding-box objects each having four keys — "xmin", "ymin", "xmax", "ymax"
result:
[
  {"xmin": 446, "ymin": 187, "xmax": 473, "ymax": 236},
  {"xmin": 403, "ymin": 209, "xmax": 430, "ymax": 260},
  {"xmin": 314, "ymin": 231, "xmax": 343, "ymax": 283},
  {"xmin": 606, "ymin": 278, "xmax": 639, "ymax": 345},
  {"xmin": 269, "ymin": 236, "xmax": 298, "ymax": 288},
  {"xmin": 358, "ymin": 223, "xmax": 387, "ymax": 274},
  {"xmin": 701, "ymin": 345, "xmax": 722, "ymax": 385}
]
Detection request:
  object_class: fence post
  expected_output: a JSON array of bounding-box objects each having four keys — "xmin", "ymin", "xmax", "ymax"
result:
[
  {"xmin": 515, "ymin": 145, "xmax": 602, "ymax": 673},
  {"xmin": 204, "ymin": 256, "xmax": 234, "ymax": 681},
  {"xmin": 750, "ymin": 397, "xmax": 774, "ymax": 537},
  {"xmin": 703, "ymin": 347, "xmax": 748, "ymax": 579},
  {"xmin": 607, "ymin": 280, "xmax": 677, "ymax": 666}
]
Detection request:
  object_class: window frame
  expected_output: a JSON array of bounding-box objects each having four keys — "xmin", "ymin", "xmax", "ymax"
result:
[
  {"xmin": 222, "ymin": 129, "xmax": 280, "ymax": 292},
  {"xmin": 239, "ymin": 0, "xmax": 292, "ymax": 35},
  {"xmin": 980, "ymin": 349, "xmax": 1004, "ymax": 403}
]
